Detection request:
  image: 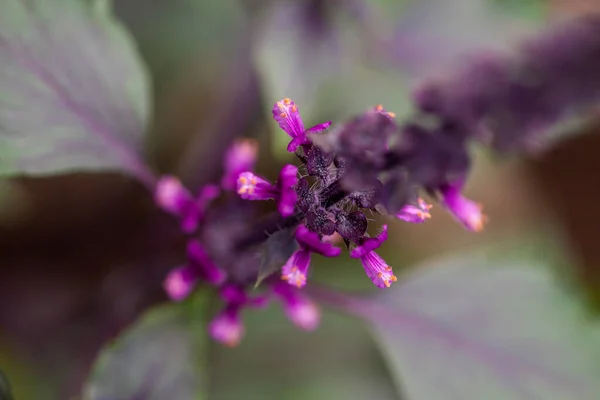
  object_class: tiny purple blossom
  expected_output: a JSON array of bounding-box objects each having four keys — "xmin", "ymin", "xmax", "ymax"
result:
[
  {"xmin": 350, "ymin": 225, "xmax": 397, "ymax": 288},
  {"xmin": 396, "ymin": 197, "xmax": 432, "ymax": 223},
  {"xmin": 163, "ymin": 266, "xmax": 198, "ymax": 302},
  {"xmin": 154, "ymin": 176, "xmax": 220, "ymax": 234},
  {"xmin": 237, "ymin": 165, "xmax": 299, "ymax": 217},
  {"xmin": 440, "ymin": 180, "xmax": 486, "ymax": 232},
  {"xmin": 236, "ymin": 172, "xmax": 278, "ymax": 200},
  {"xmin": 281, "ymin": 249, "xmax": 311, "ymax": 288},
  {"xmin": 221, "ymin": 139, "xmax": 259, "ymax": 190},
  {"xmin": 273, "ymin": 282, "xmax": 321, "ymax": 331},
  {"xmin": 281, "ymin": 225, "xmax": 341, "ymax": 288},
  {"xmin": 208, "ymin": 304, "xmax": 245, "ymax": 347},
  {"xmin": 272, "ymin": 97, "xmax": 332, "ymax": 152}
]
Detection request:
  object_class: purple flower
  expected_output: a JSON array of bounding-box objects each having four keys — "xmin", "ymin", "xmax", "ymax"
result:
[
  {"xmin": 208, "ymin": 285, "xmax": 268, "ymax": 347},
  {"xmin": 396, "ymin": 197, "xmax": 432, "ymax": 224},
  {"xmin": 272, "ymin": 97, "xmax": 332, "ymax": 152},
  {"xmin": 208, "ymin": 304, "xmax": 245, "ymax": 347},
  {"xmin": 221, "ymin": 139, "xmax": 259, "ymax": 191},
  {"xmin": 154, "ymin": 176, "xmax": 220, "ymax": 234},
  {"xmin": 236, "ymin": 172, "xmax": 278, "ymax": 200},
  {"xmin": 439, "ymin": 180, "xmax": 485, "ymax": 232},
  {"xmin": 236, "ymin": 165, "xmax": 299, "ymax": 217},
  {"xmin": 163, "ymin": 266, "xmax": 199, "ymax": 302},
  {"xmin": 412, "ymin": 15, "xmax": 600, "ymax": 153},
  {"xmin": 281, "ymin": 225, "xmax": 341, "ymax": 288},
  {"xmin": 350, "ymin": 225, "xmax": 397, "ymax": 288},
  {"xmin": 273, "ymin": 282, "xmax": 321, "ymax": 331}
]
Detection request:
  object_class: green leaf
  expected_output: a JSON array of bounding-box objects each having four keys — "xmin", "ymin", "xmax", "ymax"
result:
[
  {"xmin": 83, "ymin": 294, "xmax": 209, "ymax": 400},
  {"xmin": 0, "ymin": 0, "xmax": 153, "ymax": 184},
  {"xmin": 368, "ymin": 253, "xmax": 600, "ymax": 400}
]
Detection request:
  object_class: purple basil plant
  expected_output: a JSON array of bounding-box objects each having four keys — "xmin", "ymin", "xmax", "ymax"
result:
[{"xmin": 3, "ymin": 1, "xmax": 600, "ymax": 398}]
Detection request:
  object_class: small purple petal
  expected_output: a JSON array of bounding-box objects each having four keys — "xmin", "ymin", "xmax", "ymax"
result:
[
  {"xmin": 376, "ymin": 224, "xmax": 389, "ymax": 242},
  {"xmin": 295, "ymin": 225, "xmax": 341, "ymax": 257},
  {"xmin": 276, "ymin": 164, "xmax": 299, "ymax": 217},
  {"xmin": 163, "ymin": 266, "xmax": 198, "ymax": 301},
  {"xmin": 359, "ymin": 251, "xmax": 397, "ymax": 289},
  {"xmin": 440, "ymin": 182, "xmax": 485, "ymax": 232},
  {"xmin": 236, "ymin": 172, "xmax": 278, "ymax": 200},
  {"xmin": 273, "ymin": 282, "xmax": 321, "ymax": 331},
  {"xmin": 221, "ymin": 139, "xmax": 259, "ymax": 190},
  {"xmin": 306, "ymin": 121, "xmax": 332, "ymax": 133},
  {"xmin": 208, "ymin": 305, "xmax": 244, "ymax": 347},
  {"xmin": 187, "ymin": 240, "xmax": 226, "ymax": 285},
  {"xmin": 396, "ymin": 198, "xmax": 432, "ymax": 224},
  {"xmin": 286, "ymin": 137, "xmax": 305, "ymax": 153},
  {"xmin": 154, "ymin": 175, "xmax": 193, "ymax": 215},
  {"xmin": 272, "ymin": 97, "xmax": 306, "ymax": 141},
  {"xmin": 350, "ymin": 225, "xmax": 388, "ymax": 258},
  {"xmin": 281, "ymin": 249, "xmax": 311, "ymax": 288}
]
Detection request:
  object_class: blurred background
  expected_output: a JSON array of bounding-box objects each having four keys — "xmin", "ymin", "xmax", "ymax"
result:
[{"xmin": 1, "ymin": 0, "xmax": 600, "ymax": 399}]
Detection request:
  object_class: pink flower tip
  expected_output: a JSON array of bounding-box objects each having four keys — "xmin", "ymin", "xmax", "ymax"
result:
[
  {"xmin": 286, "ymin": 300, "xmax": 321, "ymax": 331},
  {"xmin": 209, "ymin": 311, "xmax": 245, "ymax": 348},
  {"xmin": 163, "ymin": 267, "xmax": 197, "ymax": 302},
  {"xmin": 154, "ymin": 175, "xmax": 190, "ymax": 215}
]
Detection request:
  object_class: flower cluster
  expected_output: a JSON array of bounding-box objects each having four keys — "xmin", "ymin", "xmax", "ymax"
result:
[
  {"xmin": 154, "ymin": 139, "xmax": 321, "ymax": 347},
  {"xmin": 148, "ymin": 15, "xmax": 600, "ymax": 348},
  {"xmin": 154, "ymin": 97, "xmax": 486, "ymax": 347}
]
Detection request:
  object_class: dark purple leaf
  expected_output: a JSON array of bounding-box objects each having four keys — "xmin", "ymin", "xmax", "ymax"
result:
[
  {"xmin": 0, "ymin": 0, "xmax": 153, "ymax": 185},
  {"xmin": 256, "ymin": 227, "xmax": 299, "ymax": 287},
  {"xmin": 84, "ymin": 298, "xmax": 208, "ymax": 400},
  {"xmin": 335, "ymin": 211, "xmax": 367, "ymax": 242},
  {"xmin": 366, "ymin": 254, "xmax": 600, "ymax": 400}
]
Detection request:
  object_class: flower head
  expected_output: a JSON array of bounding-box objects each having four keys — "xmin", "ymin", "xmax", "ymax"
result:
[
  {"xmin": 273, "ymin": 282, "xmax": 321, "ymax": 331},
  {"xmin": 281, "ymin": 225, "xmax": 341, "ymax": 288},
  {"xmin": 396, "ymin": 197, "xmax": 432, "ymax": 223},
  {"xmin": 236, "ymin": 165, "xmax": 299, "ymax": 217},
  {"xmin": 163, "ymin": 266, "xmax": 198, "ymax": 302},
  {"xmin": 222, "ymin": 139, "xmax": 259, "ymax": 190},
  {"xmin": 440, "ymin": 181, "xmax": 485, "ymax": 232},
  {"xmin": 350, "ymin": 226, "xmax": 397, "ymax": 288},
  {"xmin": 272, "ymin": 97, "xmax": 332, "ymax": 152},
  {"xmin": 209, "ymin": 304, "xmax": 245, "ymax": 347}
]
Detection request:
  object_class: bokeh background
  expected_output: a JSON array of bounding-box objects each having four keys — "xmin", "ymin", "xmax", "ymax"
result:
[{"xmin": 1, "ymin": 0, "xmax": 600, "ymax": 399}]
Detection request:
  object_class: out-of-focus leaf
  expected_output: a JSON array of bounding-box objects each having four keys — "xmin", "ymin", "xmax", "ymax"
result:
[
  {"xmin": 256, "ymin": 227, "xmax": 299, "ymax": 287},
  {"xmin": 367, "ymin": 253, "xmax": 600, "ymax": 400},
  {"xmin": 255, "ymin": 1, "xmax": 412, "ymax": 157},
  {"xmin": 83, "ymin": 294, "xmax": 209, "ymax": 400},
  {"xmin": 0, "ymin": 0, "xmax": 153, "ymax": 185},
  {"xmin": 377, "ymin": 0, "xmax": 543, "ymax": 80},
  {"xmin": 114, "ymin": 0, "xmax": 257, "ymax": 184},
  {"xmin": 0, "ymin": 369, "xmax": 14, "ymax": 400}
]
